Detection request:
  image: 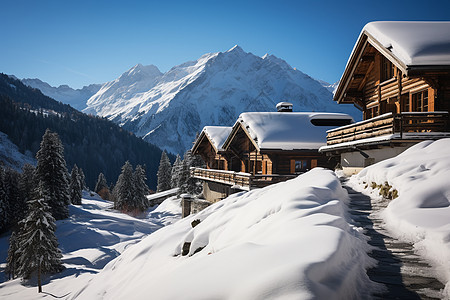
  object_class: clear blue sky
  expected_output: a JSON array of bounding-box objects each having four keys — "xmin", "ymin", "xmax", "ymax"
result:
[{"xmin": 1, "ymin": 0, "xmax": 449, "ymax": 89}]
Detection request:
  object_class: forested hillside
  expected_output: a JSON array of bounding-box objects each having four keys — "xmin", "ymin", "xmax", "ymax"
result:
[{"xmin": 0, "ymin": 73, "xmax": 167, "ymax": 189}]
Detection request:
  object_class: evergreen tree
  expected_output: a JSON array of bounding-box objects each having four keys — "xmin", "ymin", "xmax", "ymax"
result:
[
  {"xmin": 0, "ymin": 167, "xmax": 9, "ymax": 232},
  {"xmin": 4, "ymin": 168, "xmax": 24, "ymax": 225},
  {"xmin": 156, "ymin": 151, "xmax": 172, "ymax": 192},
  {"xmin": 178, "ymin": 159, "xmax": 190, "ymax": 194},
  {"xmin": 115, "ymin": 161, "xmax": 134, "ymax": 211},
  {"xmin": 35, "ymin": 129, "xmax": 70, "ymax": 220},
  {"xmin": 15, "ymin": 198, "xmax": 64, "ymax": 292},
  {"xmin": 170, "ymin": 155, "xmax": 183, "ymax": 189},
  {"xmin": 94, "ymin": 172, "xmax": 109, "ymax": 200},
  {"xmin": 78, "ymin": 167, "xmax": 87, "ymax": 191},
  {"xmin": 19, "ymin": 164, "xmax": 36, "ymax": 204},
  {"xmin": 133, "ymin": 165, "xmax": 149, "ymax": 212},
  {"xmin": 5, "ymin": 228, "xmax": 20, "ymax": 279},
  {"xmin": 70, "ymin": 164, "xmax": 82, "ymax": 205}
]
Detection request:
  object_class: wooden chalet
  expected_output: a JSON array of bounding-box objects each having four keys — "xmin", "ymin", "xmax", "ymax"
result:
[
  {"xmin": 191, "ymin": 126, "xmax": 232, "ymax": 170},
  {"xmin": 320, "ymin": 21, "xmax": 450, "ymax": 175},
  {"xmin": 191, "ymin": 104, "xmax": 353, "ymax": 202}
]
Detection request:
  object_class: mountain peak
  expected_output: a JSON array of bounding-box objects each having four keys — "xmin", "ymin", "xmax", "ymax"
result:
[{"xmin": 226, "ymin": 45, "xmax": 244, "ymax": 53}]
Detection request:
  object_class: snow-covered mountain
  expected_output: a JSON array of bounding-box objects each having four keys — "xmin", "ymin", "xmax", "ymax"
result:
[
  {"xmin": 22, "ymin": 78, "xmax": 102, "ymax": 111},
  {"xmin": 318, "ymin": 79, "xmax": 340, "ymax": 95},
  {"xmin": 84, "ymin": 45, "xmax": 360, "ymax": 154},
  {"xmin": 0, "ymin": 131, "xmax": 35, "ymax": 171}
]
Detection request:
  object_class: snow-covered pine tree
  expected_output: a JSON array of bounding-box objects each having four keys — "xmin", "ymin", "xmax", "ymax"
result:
[
  {"xmin": 5, "ymin": 227, "xmax": 20, "ymax": 279},
  {"xmin": 35, "ymin": 129, "xmax": 70, "ymax": 220},
  {"xmin": 156, "ymin": 151, "xmax": 172, "ymax": 192},
  {"xmin": 19, "ymin": 164, "xmax": 36, "ymax": 204},
  {"xmin": 4, "ymin": 168, "xmax": 25, "ymax": 226},
  {"xmin": 179, "ymin": 150, "xmax": 203, "ymax": 195},
  {"xmin": 133, "ymin": 165, "xmax": 149, "ymax": 212},
  {"xmin": 15, "ymin": 198, "xmax": 64, "ymax": 293},
  {"xmin": 70, "ymin": 164, "xmax": 82, "ymax": 205},
  {"xmin": 178, "ymin": 158, "xmax": 190, "ymax": 194},
  {"xmin": 115, "ymin": 161, "xmax": 134, "ymax": 212},
  {"xmin": 78, "ymin": 167, "xmax": 87, "ymax": 191},
  {"xmin": 170, "ymin": 154, "xmax": 183, "ymax": 189},
  {"xmin": 94, "ymin": 172, "xmax": 109, "ymax": 200},
  {"xmin": 0, "ymin": 167, "xmax": 9, "ymax": 233}
]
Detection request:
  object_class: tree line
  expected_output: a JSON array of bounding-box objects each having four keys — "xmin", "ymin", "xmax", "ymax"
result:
[
  {"xmin": 0, "ymin": 73, "xmax": 170, "ymax": 190},
  {"xmin": 156, "ymin": 149, "xmax": 205, "ymax": 195}
]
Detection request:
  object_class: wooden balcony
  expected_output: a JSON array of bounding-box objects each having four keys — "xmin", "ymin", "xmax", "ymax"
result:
[
  {"xmin": 190, "ymin": 168, "xmax": 296, "ymax": 190},
  {"xmin": 326, "ymin": 111, "xmax": 450, "ymax": 145}
]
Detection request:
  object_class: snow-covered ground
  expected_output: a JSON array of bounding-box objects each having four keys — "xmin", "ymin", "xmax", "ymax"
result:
[
  {"xmin": 3, "ymin": 139, "xmax": 449, "ymax": 299},
  {"xmin": 0, "ymin": 192, "xmax": 181, "ymax": 299},
  {"xmin": 348, "ymin": 138, "xmax": 450, "ymax": 298},
  {"xmin": 70, "ymin": 168, "xmax": 376, "ymax": 299}
]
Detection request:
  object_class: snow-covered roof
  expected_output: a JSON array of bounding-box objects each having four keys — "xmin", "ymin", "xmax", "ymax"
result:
[
  {"xmin": 233, "ymin": 112, "xmax": 353, "ymax": 151},
  {"xmin": 202, "ymin": 126, "xmax": 233, "ymax": 151},
  {"xmin": 192, "ymin": 126, "xmax": 233, "ymax": 153},
  {"xmin": 363, "ymin": 21, "xmax": 450, "ymax": 67}
]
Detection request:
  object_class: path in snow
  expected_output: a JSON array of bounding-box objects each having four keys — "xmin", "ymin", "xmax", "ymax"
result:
[{"xmin": 343, "ymin": 181, "xmax": 445, "ymax": 299}]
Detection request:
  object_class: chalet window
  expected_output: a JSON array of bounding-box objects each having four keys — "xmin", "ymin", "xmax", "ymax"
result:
[
  {"xmin": 401, "ymin": 94, "xmax": 410, "ymax": 112},
  {"xmin": 412, "ymin": 90, "xmax": 428, "ymax": 112},
  {"xmin": 381, "ymin": 57, "xmax": 394, "ymax": 82},
  {"xmin": 294, "ymin": 160, "xmax": 308, "ymax": 173}
]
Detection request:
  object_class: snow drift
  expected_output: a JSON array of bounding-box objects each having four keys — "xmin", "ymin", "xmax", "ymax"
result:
[
  {"xmin": 72, "ymin": 168, "xmax": 375, "ymax": 299},
  {"xmin": 350, "ymin": 138, "xmax": 450, "ymax": 297}
]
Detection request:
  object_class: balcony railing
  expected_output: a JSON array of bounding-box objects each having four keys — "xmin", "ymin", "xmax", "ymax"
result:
[
  {"xmin": 326, "ymin": 111, "xmax": 449, "ymax": 145},
  {"xmin": 190, "ymin": 168, "xmax": 296, "ymax": 190}
]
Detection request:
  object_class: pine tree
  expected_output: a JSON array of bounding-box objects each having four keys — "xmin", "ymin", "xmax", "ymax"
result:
[
  {"xmin": 15, "ymin": 198, "xmax": 64, "ymax": 292},
  {"xmin": 94, "ymin": 172, "xmax": 109, "ymax": 200},
  {"xmin": 78, "ymin": 167, "xmax": 87, "ymax": 191},
  {"xmin": 70, "ymin": 164, "xmax": 82, "ymax": 205},
  {"xmin": 170, "ymin": 155, "xmax": 183, "ymax": 188},
  {"xmin": 180, "ymin": 150, "xmax": 204, "ymax": 195},
  {"xmin": 115, "ymin": 161, "xmax": 134, "ymax": 211},
  {"xmin": 133, "ymin": 165, "xmax": 149, "ymax": 212},
  {"xmin": 19, "ymin": 164, "xmax": 36, "ymax": 204},
  {"xmin": 5, "ymin": 228, "xmax": 20, "ymax": 279},
  {"xmin": 156, "ymin": 151, "xmax": 172, "ymax": 192},
  {"xmin": 4, "ymin": 168, "xmax": 25, "ymax": 226},
  {"xmin": 0, "ymin": 167, "xmax": 9, "ymax": 232},
  {"xmin": 35, "ymin": 129, "xmax": 70, "ymax": 220}
]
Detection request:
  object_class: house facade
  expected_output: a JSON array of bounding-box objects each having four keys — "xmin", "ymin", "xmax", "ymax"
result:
[
  {"xmin": 320, "ymin": 21, "xmax": 450, "ymax": 175},
  {"xmin": 192, "ymin": 105, "xmax": 353, "ymax": 202}
]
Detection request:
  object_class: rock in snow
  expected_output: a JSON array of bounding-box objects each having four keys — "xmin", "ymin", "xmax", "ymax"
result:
[{"xmin": 83, "ymin": 46, "xmax": 360, "ymax": 154}]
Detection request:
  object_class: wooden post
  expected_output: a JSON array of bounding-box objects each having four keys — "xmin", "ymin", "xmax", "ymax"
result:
[{"xmin": 181, "ymin": 194, "xmax": 192, "ymax": 218}]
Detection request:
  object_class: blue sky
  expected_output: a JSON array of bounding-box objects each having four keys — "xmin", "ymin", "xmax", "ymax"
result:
[{"xmin": 1, "ymin": 0, "xmax": 449, "ymax": 89}]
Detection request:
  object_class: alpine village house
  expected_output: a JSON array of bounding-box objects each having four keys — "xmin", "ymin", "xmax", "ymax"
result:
[
  {"xmin": 319, "ymin": 21, "xmax": 450, "ymax": 175},
  {"xmin": 191, "ymin": 102, "xmax": 353, "ymax": 202},
  {"xmin": 191, "ymin": 21, "xmax": 450, "ymax": 203}
]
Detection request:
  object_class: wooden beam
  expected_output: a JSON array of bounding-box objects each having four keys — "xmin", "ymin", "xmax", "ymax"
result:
[
  {"xmin": 345, "ymin": 90, "xmax": 364, "ymax": 98},
  {"xmin": 360, "ymin": 54, "xmax": 375, "ymax": 62}
]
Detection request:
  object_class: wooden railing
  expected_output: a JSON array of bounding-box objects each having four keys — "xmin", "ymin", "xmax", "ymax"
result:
[
  {"xmin": 190, "ymin": 168, "xmax": 297, "ymax": 190},
  {"xmin": 326, "ymin": 111, "xmax": 449, "ymax": 145}
]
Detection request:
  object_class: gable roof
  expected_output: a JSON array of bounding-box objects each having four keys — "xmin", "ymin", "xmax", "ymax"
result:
[
  {"xmin": 192, "ymin": 126, "xmax": 232, "ymax": 154},
  {"xmin": 223, "ymin": 112, "xmax": 353, "ymax": 151},
  {"xmin": 335, "ymin": 21, "xmax": 450, "ymax": 104},
  {"xmin": 364, "ymin": 21, "xmax": 450, "ymax": 68}
]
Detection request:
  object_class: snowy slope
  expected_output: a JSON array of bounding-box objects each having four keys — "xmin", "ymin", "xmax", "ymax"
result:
[
  {"xmin": 22, "ymin": 78, "xmax": 102, "ymax": 111},
  {"xmin": 84, "ymin": 46, "xmax": 361, "ymax": 154},
  {"xmin": 71, "ymin": 168, "xmax": 377, "ymax": 299},
  {"xmin": 0, "ymin": 192, "xmax": 181, "ymax": 298},
  {"xmin": 348, "ymin": 139, "xmax": 450, "ymax": 298},
  {"xmin": 0, "ymin": 131, "xmax": 35, "ymax": 170}
]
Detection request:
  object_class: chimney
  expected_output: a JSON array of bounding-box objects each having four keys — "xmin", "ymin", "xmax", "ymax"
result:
[{"xmin": 276, "ymin": 102, "xmax": 293, "ymax": 112}]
